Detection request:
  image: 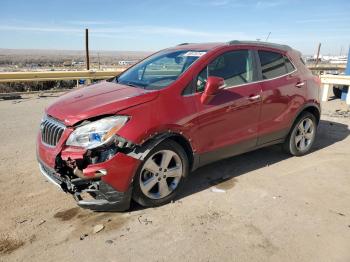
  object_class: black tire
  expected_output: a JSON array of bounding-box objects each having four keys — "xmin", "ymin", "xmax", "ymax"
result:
[
  {"xmin": 132, "ymin": 140, "xmax": 189, "ymax": 207},
  {"xmin": 333, "ymin": 86, "xmax": 342, "ymax": 99},
  {"xmin": 283, "ymin": 112, "xmax": 317, "ymax": 156}
]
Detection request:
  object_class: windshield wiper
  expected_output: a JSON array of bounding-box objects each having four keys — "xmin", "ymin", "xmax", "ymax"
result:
[{"xmin": 121, "ymin": 81, "xmax": 144, "ymax": 89}]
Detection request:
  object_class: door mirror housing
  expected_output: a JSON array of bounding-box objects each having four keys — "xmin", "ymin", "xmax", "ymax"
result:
[{"xmin": 200, "ymin": 76, "xmax": 225, "ymax": 104}]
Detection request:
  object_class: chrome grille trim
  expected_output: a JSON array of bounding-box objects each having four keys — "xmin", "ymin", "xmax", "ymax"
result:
[{"xmin": 41, "ymin": 116, "xmax": 65, "ymax": 147}]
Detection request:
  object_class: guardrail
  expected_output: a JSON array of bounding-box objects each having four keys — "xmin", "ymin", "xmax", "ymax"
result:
[
  {"xmin": 320, "ymin": 75, "xmax": 350, "ymax": 105},
  {"xmin": 1, "ymin": 68, "xmax": 349, "ymax": 106},
  {"xmin": 0, "ymin": 65, "xmax": 345, "ymax": 83},
  {"xmin": 308, "ymin": 64, "xmax": 346, "ymax": 74},
  {"xmin": 0, "ymin": 69, "xmax": 125, "ymax": 83}
]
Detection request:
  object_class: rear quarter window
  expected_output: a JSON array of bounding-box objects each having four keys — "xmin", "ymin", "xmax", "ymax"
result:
[{"xmin": 258, "ymin": 50, "xmax": 295, "ymax": 80}]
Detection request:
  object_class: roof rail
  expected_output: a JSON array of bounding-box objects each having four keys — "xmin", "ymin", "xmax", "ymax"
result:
[{"xmin": 228, "ymin": 40, "xmax": 292, "ymax": 51}]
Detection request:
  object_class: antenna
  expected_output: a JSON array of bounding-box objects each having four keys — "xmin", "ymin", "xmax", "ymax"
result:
[{"xmin": 265, "ymin": 32, "xmax": 271, "ymax": 41}]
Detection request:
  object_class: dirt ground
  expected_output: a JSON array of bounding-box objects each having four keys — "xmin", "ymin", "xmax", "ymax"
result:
[{"xmin": 0, "ymin": 93, "xmax": 349, "ymax": 262}]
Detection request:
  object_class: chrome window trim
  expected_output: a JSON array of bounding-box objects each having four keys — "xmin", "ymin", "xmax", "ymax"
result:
[
  {"xmin": 187, "ymin": 52, "xmax": 297, "ymax": 93},
  {"xmin": 182, "ymin": 49, "xmax": 298, "ymax": 95},
  {"xmin": 184, "ymin": 68, "xmax": 298, "ymax": 94},
  {"xmin": 224, "ymin": 68, "xmax": 297, "ymax": 90},
  {"xmin": 224, "ymin": 52, "xmax": 297, "ymax": 90}
]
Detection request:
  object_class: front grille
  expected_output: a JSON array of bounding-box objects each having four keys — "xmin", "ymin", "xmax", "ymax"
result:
[{"xmin": 41, "ymin": 116, "xmax": 65, "ymax": 146}]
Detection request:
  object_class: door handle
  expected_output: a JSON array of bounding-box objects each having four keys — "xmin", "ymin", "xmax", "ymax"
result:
[
  {"xmin": 248, "ymin": 94, "xmax": 261, "ymax": 101},
  {"xmin": 295, "ymin": 81, "xmax": 305, "ymax": 88}
]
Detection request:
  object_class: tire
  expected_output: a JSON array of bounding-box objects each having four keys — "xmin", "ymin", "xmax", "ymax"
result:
[
  {"xmin": 132, "ymin": 140, "xmax": 189, "ymax": 207},
  {"xmin": 283, "ymin": 112, "xmax": 317, "ymax": 156},
  {"xmin": 333, "ymin": 86, "xmax": 342, "ymax": 99}
]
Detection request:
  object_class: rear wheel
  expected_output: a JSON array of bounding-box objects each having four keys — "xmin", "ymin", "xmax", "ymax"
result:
[
  {"xmin": 132, "ymin": 140, "xmax": 188, "ymax": 207},
  {"xmin": 283, "ymin": 112, "xmax": 317, "ymax": 156}
]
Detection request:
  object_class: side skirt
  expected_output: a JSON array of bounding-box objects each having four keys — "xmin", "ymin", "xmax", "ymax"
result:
[{"xmin": 193, "ymin": 135, "xmax": 287, "ymax": 171}]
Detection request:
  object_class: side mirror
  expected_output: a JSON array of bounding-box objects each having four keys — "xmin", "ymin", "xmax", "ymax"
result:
[{"xmin": 200, "ymin": 76, "xmax": 225, "ymax": 104}]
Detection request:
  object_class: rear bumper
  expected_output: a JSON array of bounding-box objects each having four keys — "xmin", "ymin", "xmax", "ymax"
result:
[{"xmin": 38, "ymin": 159, "xmax": 133, "ymax": 211}]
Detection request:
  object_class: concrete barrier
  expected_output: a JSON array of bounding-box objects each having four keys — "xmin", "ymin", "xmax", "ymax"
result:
[{"xmin": 320, "ymin": 75, "xmax": 350, "ymax": 105}]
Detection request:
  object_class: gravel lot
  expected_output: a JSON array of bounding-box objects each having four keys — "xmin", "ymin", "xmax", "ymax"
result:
[{"xmin": 0, "ymin": 93, "xmax": 349, "ymax": 262}]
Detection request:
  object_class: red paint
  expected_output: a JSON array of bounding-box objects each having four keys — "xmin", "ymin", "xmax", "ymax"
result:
[
  {"xmin": 83, "ymin": 153, "xmax": 141, "ymax": 192},
  {"xmin": 46, "ymin": 81, "xmax": 158, "ymax": 126},
  {"xmin": 61, "ymin": 146, "xmax": 87, "ymax": 160},
  {"xmin": 38, "ymin": 42, "xmax": 320, "ymax": 193},
  {"xmin": 37, "ymin": 128, "xmax": 72, "ymax": 168},
  {"xmin": 200, "ymin": 76, "xmax": 225, "ymax": 104}
]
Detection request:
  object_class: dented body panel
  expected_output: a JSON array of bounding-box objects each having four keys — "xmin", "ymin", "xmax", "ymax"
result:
[{"xmin": 46, "ymin": 81, "xmax": 159, "ymax": 126}]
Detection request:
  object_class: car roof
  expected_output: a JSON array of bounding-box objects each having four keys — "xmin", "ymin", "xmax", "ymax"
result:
[
  {"xmin": 170, "ymin": 41, "xmax": 293, "ymax": 52},
  {"xmin": 169, "ymin": 42, "xmax": 227, "ymax": 50}
]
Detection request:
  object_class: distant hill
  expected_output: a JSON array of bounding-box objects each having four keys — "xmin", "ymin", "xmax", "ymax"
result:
[{"xmin": 0, "ymin": 48, "xmax": 152, "ymax": 66}]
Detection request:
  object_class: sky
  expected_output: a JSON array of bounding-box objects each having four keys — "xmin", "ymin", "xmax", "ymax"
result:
[{"xmin": 0, "ymin": 0, "xmax": 350, "ymax": 55}]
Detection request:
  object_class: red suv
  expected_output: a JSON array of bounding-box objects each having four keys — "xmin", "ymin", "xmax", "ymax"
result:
[{"xmin": 37, "ymin": 41, "xmax": 321, "ymax": 211}]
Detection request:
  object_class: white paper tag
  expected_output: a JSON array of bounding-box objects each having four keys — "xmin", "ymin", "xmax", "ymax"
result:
[{"xmin": 182, "ymin": 51, "xmax": 207, "ymax": 57}]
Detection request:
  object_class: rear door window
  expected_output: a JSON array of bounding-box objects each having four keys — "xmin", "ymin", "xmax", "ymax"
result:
[{"xmin": 258, "ymin": 51, "xmax": 295, "ymax": 80}]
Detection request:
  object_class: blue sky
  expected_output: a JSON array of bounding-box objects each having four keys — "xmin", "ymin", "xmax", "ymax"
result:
[{"xmin": 1, "ymin": 0, "xmax": 350, "ymax": 55}]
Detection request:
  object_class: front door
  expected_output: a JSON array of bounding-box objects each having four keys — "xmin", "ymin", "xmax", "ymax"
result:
[{"xmin": 190, "ymin": 49, "xmax": 262, "ymax": 165}]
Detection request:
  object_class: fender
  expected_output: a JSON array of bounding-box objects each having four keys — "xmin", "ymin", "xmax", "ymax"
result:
[
  {"xmin": 126, "ymin": 131, "xmax": 195, "ymax": 163},
  {"xmin": 289, "ymin": 102, "xmax": 321, "ymax": 130}
]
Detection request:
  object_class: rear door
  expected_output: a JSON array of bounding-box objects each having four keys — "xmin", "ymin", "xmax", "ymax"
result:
[
  {"xmin": 188, "ymin": 49, "xmax": 262, "ymax": 165},
  {"xmin": 256, "ymin": 49, "xmax": 306, "ymax": 145}
]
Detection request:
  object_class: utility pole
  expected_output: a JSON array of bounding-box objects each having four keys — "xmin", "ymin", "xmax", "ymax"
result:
[
  {"xmin": 85, "ymin": 28, "xmax": 90, "ymax": 71},
  {"xmin": 98, "ymin": 52, "xmax": 101, "ymax": 70},
  {"xmin": 315, "ymin": 43, "xmax": 321, "ymax": 67}
]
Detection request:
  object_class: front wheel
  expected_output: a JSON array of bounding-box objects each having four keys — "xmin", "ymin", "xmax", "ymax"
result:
[
  {"xmin": 283, "ymin": 112, "xmax": 317, "ymax": 156},
  {"xmin": 132, "ymin": 140, "xmax": 189, "ymax": 207}
]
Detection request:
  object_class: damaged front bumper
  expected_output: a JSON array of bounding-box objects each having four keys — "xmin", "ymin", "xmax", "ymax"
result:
[
  {"xmin": 38, "ymin": 159, "xmax": 132, "ymax": 211},
  {"xmin": 37, "ymin": 132, "xmax": 141, "ymax": 212}
]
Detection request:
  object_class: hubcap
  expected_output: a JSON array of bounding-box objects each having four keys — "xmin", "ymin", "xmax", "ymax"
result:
[
  {"xmin": 139, "ymin": 150, "xmax": 183, "ymax": 199},
  {"xmin": 295, "ymin": 118, "xmax": 315, "ymax": 151}
]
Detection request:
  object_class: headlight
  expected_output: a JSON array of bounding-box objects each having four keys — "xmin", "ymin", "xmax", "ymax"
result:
[{"xmin": 66, "ymin": 116, "xmax": 128, "ymax": 149}]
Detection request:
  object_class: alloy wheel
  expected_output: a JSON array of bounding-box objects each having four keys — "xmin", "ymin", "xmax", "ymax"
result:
[
  {"xmin": 139, "ymin": 150, "xmax": 183, "ymax": 199},
  {"xmin": 295, "ymin": 118, "xmax": 315, "ymax": 151}
]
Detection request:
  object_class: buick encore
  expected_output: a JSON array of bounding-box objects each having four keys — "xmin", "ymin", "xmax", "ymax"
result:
[{"xmin": 37, "ymin": 41, "xmax": 321, "ymax": 211}]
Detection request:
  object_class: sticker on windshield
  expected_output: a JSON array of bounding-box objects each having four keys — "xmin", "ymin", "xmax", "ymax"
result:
[{"xmin": 182, "ymin": 51, "xmax": 207, "ymax": 57}]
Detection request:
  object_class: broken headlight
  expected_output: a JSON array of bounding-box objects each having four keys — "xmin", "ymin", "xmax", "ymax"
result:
[{"xmin": 66, "ymin": 116, "xmax": 129, "ymax": 149}]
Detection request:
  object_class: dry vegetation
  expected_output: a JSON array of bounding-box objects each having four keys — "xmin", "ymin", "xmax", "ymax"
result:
[
  {"xmin": 0, "ymin": 48, "xmax": 150, "ymax": 93},
  {"xmin": 0, "ymin": 48, "xmax": 150, "ymax": 69},
  {"xmin": 0, "ymin": 80, "xmax": 76, "ymax": 93}
]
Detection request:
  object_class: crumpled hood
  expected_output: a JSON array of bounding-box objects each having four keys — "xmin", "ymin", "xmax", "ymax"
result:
[{"xmin": 46, "ymin": 81, "xmax": 158, "ymax": 126}]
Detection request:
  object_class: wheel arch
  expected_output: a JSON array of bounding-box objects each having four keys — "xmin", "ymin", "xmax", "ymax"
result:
[
  {"xmin": 283, "ymin": 103, "xmax": 320, "ymax": 156},
  {"xmin": 128, "ymin": 131, "xmax": 195, "ymax": 171},
  {"xmin": 292, "ymin": 103, "xmax": 321, "ymax": 127}
]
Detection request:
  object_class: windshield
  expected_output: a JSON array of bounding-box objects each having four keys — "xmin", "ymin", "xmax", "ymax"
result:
[{"xmin": 116, "ymin": 50, "xmax": 207, "ymax": 90}]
